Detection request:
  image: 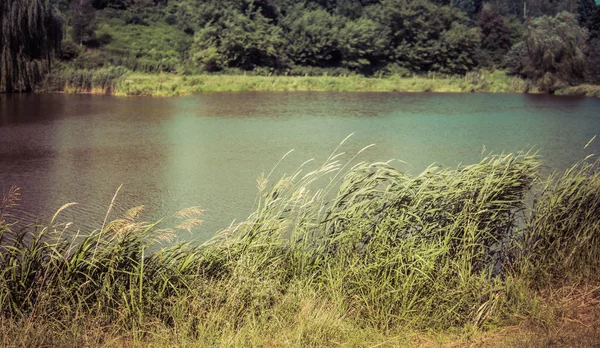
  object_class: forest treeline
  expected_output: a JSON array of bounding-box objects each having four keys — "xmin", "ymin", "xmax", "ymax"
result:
[{"xmin": 2, "ymin": 0, "xmax": 600, "ymax": 92}]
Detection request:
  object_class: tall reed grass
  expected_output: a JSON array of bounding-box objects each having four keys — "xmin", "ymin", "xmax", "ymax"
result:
[
  {"xmin": 1, "ymin": 142, "xmax": 598, "ymax": 345},
  {"xmin": 113, "ymin": 70, "xmax": 531, "ymax": 97},
  {"xmin": 44, "ymin": 66, "xmax": 129, "ymax": 94}
]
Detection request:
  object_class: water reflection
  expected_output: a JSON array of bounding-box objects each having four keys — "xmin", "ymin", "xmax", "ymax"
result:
[{"xmin": 1, "ymin": 92, "xmax": 599, "ymax": 241}]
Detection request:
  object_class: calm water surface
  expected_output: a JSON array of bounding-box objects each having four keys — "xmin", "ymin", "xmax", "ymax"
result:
[{"xmin": 1, "ymin": 92, "xmax": 599, "ymax": 240}]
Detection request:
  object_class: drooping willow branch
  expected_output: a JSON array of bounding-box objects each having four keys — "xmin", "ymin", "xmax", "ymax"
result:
[{"xmin": 0, "ymin": 0, "xmax": 62, "ymax": 92}]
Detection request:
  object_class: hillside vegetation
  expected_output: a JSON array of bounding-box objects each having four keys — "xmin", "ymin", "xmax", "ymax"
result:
[{"xmin": 3, "ymin": 0, "xmax": 600, "ymax": 94}]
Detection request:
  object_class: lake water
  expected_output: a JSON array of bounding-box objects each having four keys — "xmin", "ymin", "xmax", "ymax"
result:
[{"xmin": 1, "ymin": 92, "xmax": 599, "ymax": 241}]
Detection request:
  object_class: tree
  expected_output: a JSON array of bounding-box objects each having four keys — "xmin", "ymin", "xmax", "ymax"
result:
[
  {"xmin": 577, "ymin": 0, "xmax": 596, "ymax": 28},
  {"xmin": 0, "ymin": 0, "xmax": 63, "ymax": 92},
  {"xmin": 453, "ymin": 0, "xmax": 483, "ymax": 18},
  {"xmin": 192, "ymin": 8, "xmax": 284, "ymax": 71},
  {"xmin": 71, "ymin": 0, "xmax": 97, "ymax": 46},
  {"xmin": 478, "ymin": 5, "xmax": 511, "ymax": 65},
  {"xmin": 521, "ymin": 12, "xmax": 587, "ymax": 91},
  {"xmin": 90, "ymin": 0, "xmax": 131, "ymax": 9},
  {"xmin": 504, "ymin": 41, "xmax": 527, "ymax": 75},
  {"xmin": 382, "ymin": 0, "xmax": 480, "ymax": 74},
  {"xmin": 585, "ymin": 38, "xmax": 600, "ymax": 83},
  {"xmin": 585, "ymin": 5, "xmax": 600, "ymax": 39},
  {"xmin": 339, "ymin": 17, "xmax": 387, "ymax": 73},
  {"xmin": 280, "ymin": 7, "xmax": 346, "ymax": 67}
]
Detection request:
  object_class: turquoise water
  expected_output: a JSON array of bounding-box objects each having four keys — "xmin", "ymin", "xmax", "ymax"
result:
[{"xmin": 1, "ymin": 92, "xmax": 599, "ymax": 240}]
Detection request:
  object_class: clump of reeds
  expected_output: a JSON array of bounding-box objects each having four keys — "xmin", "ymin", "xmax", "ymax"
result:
[
  {"xmin": 0, "ymin": 192, "xmax": 206, "ymax": 326},
  {"xmin": 44, "ymin": 66, "xmax": 129, "ymax": 94},
  {"xmin": 521, "ymin": 158, "xmax": 600, "ymax": 285},
  {"xmin": 214, "ymin": 142, "xmax": 541, "ymax": 329},
  {"xmin": 1, "ymin": 141, "xmax": 599, "ymax": 344}
]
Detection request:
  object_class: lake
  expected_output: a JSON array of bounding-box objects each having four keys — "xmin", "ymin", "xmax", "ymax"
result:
[{"xmin": 1, "ymin": 92, "xmax": 599, "ymax": 241}]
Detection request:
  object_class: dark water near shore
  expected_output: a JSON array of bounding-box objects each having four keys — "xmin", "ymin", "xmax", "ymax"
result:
[{"xmin": 1, "ymin": 92, "xmax": 600, "ymax": 241}]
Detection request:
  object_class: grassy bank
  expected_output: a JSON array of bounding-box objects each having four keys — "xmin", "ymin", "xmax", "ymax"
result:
[
  {"xmin": 44, "ymin": 69, "xmax": 535, "ymax": 97},
  {"xmin": 557, "ymin": 84, "xmax": 600, "ymax": 98},
  {"xmin": 1, "ymin": 143, "xmax": 599, "ymax": 346}
]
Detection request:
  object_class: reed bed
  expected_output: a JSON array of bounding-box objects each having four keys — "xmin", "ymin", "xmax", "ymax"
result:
[
  {"xmin": 44, "ymin": 66, "xmax": 129, "ymax": 94},
  {"xmin": 1, "ymin": 142, "xmax": 599, "ymax": 345},
  {"xmin": 114, "ymin": 70, "xmax": 531, "ymax": 97},
  {"xmin": 40, "ymin": 69, "xmax": 536, "ymax": 97}
]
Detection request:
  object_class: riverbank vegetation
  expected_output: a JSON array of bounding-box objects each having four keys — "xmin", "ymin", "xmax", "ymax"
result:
[
  {"xmin": 46, "ymin": 69, "xmax": 535, "ymax": 96},
  {"xmin": 1, "ymin": 145, "xmax": 599, "ymax": 345},
  {"xmin": 3, "ymin": 0, "xmax": 600, "ymax": 95}
]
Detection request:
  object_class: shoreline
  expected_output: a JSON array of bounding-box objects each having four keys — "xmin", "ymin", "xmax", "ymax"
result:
[
  {"xmin": 45, "ymin": 70, "xmax": 544, "ymax": 97},
  {"xmin": 41, "ymin": 69, "xmax": 600, "ymax": 98}
]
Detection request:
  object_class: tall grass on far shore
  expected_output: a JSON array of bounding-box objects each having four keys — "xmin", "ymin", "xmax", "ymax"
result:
[
  {"xmin": 44, "ymin": 66, "xmax": 129, "ymax": 94},
  {"xmin": 38, "ymin": 68, "xmax": 535, "ymax": 97},
  {"xmin": 1, "ymin": 143, "xmax": 599, "ymax": 345},
  {"xmin": 114, "ymin": 70, "xmax": 534, "ymax": 97}
]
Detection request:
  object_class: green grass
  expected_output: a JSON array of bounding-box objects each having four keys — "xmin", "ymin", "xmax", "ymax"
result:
[
  {"xmin": 1, "ymin": 143, "xmax": 599, "ymax": 346},
  {"xmin": 93, "ymin": 17, "xmax": 189, "ymax": 74},
  {"xmin": 556, "ymin": 84, "xmax": 600, "ymax": 98},
  {"xmin": 43, "ymin": 68, "xmax": 535, "ymax": 96},
  {"xmin": 114, "ymin": 70, "xmax": 534, "ymax": 97}
]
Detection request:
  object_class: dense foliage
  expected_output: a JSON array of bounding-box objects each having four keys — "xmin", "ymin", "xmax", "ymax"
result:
[
  {"xmin": 71, "ymin": 0, "xmax": 98, "ymax": 45},
  {"xmin": 506, "ymin": 12, "xmax": 587, "ymax": 91},
  {"xmin": 0, "ymin": 0, "xmax": 62, "ymax": 92},
  {"xmin": 478, "ymin": 5, "xmax": 512, "ymax": 65},
  {"xmin": 4, "ymin": 0, "xmax": 600, "ymax": 93}
]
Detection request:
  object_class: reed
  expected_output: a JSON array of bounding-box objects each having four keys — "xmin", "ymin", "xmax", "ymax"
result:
[
  {"xmin": 521, "ymin": 159, "xmax": 600, "ymax": 285},
  {"xmin": 44, "ymin": 66, "xmax": 129, "ymax": 94},
  {"xmin": 0, "ymin": 143, "xmax": 598, "ymax": 345},
  {"xmin": 114, "ymin": 70, "xmax": 531, "ymax": 97}
]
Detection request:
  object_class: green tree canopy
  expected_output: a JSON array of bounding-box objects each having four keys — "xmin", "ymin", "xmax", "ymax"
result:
[
  {"xmin": 280, "ymin": 6, "xmax": 346, "ymax": 67},
  {"xmin": 192, "ymin": 8, "xmax": 284, "ymax": 71},
  {"xmin": 1, "ymin": 0, "xmax": 63, "ymax": 92},
  {"xmin": 577, "ymin": 0, "xmax": 596, "ymax": 27},
  {"xmin": 338, "ymin": 17, "xmax": 387, "ymax": 72},
  {"xmin": 71, "ymin": 0, "xmax": 97, "ymax": 46},
  {"xmin": 522, "ymin": 12, "xmax": 587, "ymax": 91},
  {"xmin": 478, "ymin": 5, "xmax": 511, "ymax": 64},
  {"xmin": 382, "ymin": 0, "xmax": 480, "ymax": 74}
]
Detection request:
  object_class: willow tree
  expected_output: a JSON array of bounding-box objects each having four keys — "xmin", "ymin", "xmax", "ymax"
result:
[
  {"xmin": 0, "ymin": 0, "xmax": 62, "ymax": 92},
  {"xmin": 522, "ymin": 12, "xmax": 587, "ymax": 91}
]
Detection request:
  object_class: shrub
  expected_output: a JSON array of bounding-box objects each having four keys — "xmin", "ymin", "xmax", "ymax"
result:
[{"xmin": 58, "ymin": 41, "xmax": 82, "ymax": 61}]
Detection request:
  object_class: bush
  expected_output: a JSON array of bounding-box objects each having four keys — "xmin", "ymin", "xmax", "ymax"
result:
[
  {"xmin": 375, "ymin": 63, "xmax": 412, "ymax": 78},
  {"xmin": 503, "ymin": 42, "xmax": 527, "ymax": 75},
  {"xmin": 284, "ymin": 66, "xmax": 355, "ymax": 76},
  {"xmin": 97, "ymin": 32, "xmax": 113, "ymax": 45},
  {"xmin": 58, "ymin": 41, "xmax": 82, "ymax": 61},
  {"xmin": 165, "ymin": 14, "xmax": 177, "ymax": 25},
  {"xmin": 125, "ymin": 14, "xmax": 148, "ymax": 26}
]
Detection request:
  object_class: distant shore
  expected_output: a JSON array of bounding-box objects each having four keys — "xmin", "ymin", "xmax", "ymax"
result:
[
  {"xmin": 43, "ymin": 69, "xmax": 543, "ymax": 97},
  {"xmin": 42, "ymin": 69, "xmax": 600, "ymax": 98}
]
